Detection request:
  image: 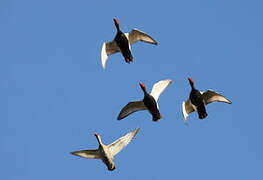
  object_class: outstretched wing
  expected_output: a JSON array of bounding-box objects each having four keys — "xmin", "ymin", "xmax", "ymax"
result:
[
  {"xmin": 101, "ymin": 41, "xmax": 120, "ymax": 69},
  {"xmin": 150, "ymin": 79, "xmax": 172, "ymax": 101},
  {"xmin": 127, "ymin": 29, "xmax": 158, "ymax": 45},
  {"xmin": 108, "ymin": 128, "xmax": 140, "ymax": 156},
  {"xmin": 182, "ymin": 99, "xmax": 195, "ymax": 121},
  {"xmin": 202, "ymin": 90, "xmax": 232, "ymax": 105},
  {"xmin": 117, "ymin": 101, "xmax": 147, "ymax": 120},
  {"xmin": 71, "ymin": 149, "xmax": 100, "ymax": 159}
]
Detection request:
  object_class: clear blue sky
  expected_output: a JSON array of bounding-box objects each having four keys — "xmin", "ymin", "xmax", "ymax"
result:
[{"xmin": 1, "ymin": 0, "xmax": 263, "ymax": 179}]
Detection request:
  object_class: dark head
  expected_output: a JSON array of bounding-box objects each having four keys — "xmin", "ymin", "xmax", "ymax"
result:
[
  {"xmin": 113, "ymin": 18, "xmax": 120, "ymax": 30},
  {"xmin": 139, "ymin": 83, "xmax": 147, "ymax": 93},
  {"xmin": 113, "ymin": 18, "xmax": 119, "ymax": 25},
  {"xmin": 188, "ymin": 77, "xmax": 195, "ymax": 88}
]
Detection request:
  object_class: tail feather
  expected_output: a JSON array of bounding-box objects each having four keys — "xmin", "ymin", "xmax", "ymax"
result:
[
  {"xmin": 123, "ymin": 50, "xmax": 133, "ymax": 63},
  {"xmin": 152, "ymin": 113, "xmax": 162, "ymax": 122},
  {"xmin": 197, "ymin": 105, "xmax": 208, "ymax": 119},
  {"xmin": 108, "ymin": 166, "xmax": 116, "ymax": 171}
]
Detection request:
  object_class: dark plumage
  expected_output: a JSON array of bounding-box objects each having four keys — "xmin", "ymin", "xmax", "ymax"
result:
[
  {"xmin": 188, "ymin": 77, "xmax": 208, "ymax": 119},
  {"xmin": 117, "ymin": 80, "xmax": 171, "ymax": 121},
  {"xmin": 101, "ymin": 18, "xmax": 158, "ymax": 69},
  {"xmin": 182, "ymin": 78, "xmax": 232, "ymax": 121},
  {"xmin": 139, "ymin": 83, "xmax": 161, "ymax": 121},
  {"xmin": 113, "ymin": 18, "xmax": 133, "ymax": 63}
]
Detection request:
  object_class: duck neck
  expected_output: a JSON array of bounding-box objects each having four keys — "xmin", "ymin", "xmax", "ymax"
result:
[
  {"xmin": 190, "ymin": 83, "xmax": 195, "ymax": 90},
  {"xmin": 141, "ymin": 87, "xmax": 147, "ymax": 95},
  {"xmin": 189, "ymin": 80, "xmax": 196, "ymax": 90},
  {"xmin": 95, "ymin": 134, "xmax": 103, "ymax": 146},
  {"xmin": 115, "ymin": 23, "xmax": 121, "ymax": 33}
]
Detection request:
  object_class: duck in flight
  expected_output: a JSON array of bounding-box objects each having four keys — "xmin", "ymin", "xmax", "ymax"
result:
[
  {"xmin": 101, "ymin": 18, "xmax": 158, "ymax": 69},
  {"xmin": 71, "ymin": 128, "xmax": 140, "ymax": 171},
  {"xmin": 182, "ymin": 77, "xmax": 232, "ymax": 122},
  {"xmin": 118, "ymin": 79, "xmax": 172, "ymax": 121}
]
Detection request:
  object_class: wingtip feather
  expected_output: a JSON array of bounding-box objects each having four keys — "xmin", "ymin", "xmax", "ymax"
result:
[
  {"xmin": 226, "ymin": 99, "xmax": 232, "ymax": 104},
  {"xmin": 101, "ymin": 42, "xmax": 108, "ymax": 69},
  {"xmin": 70, "ymin": 151, "xmax": 78, "ymax": 156},
  {"xmin": 117, "ymin": 115, "xmax": 123, "ymax": 120},
  {"xmin": 133, "ymin": 128, "xmax": 140, "ymax": 135}
]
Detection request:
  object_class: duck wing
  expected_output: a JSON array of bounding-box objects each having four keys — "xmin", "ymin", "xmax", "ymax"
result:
[
  {"xmin": 71, "ymin": 149, "xmax": 100, "ymax": 159},
  {"xmin": 101, "ymin": 41, "xmax": 120, "ymax": 69},
  {"xmin": 202, "ymin": 90, "xmax": 232, "ymax": 105},
  {"xmin": 117, "ymin": 101, "xmax": 147, "ymax": 120},
  {"xmin": 108, "ymin": 128, "xmax": 140, "ymax": 156},
  {"xmin": 150, "ymin": 79, "xmax": 172, "ymax": 101},
  {"xmin": 182, "ymin": 99, "xmax": 195, "ymax": 121},
  {"xmin": 126, "ymin": 29, "xmax": 158, "ymax": 45}
]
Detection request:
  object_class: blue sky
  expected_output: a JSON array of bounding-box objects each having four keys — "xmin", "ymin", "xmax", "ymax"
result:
[{"xmin": 1, "ymin": 0, "xmax": 263, "ymax": 179}]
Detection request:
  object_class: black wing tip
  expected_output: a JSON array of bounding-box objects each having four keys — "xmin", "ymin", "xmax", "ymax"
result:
[
  {"xmin": 117, "ymin": 114, "xmax": 124, "ymax": 120},
  {"xmin": 70, "ymin": 151, "xmax": 77, "ymax": 156},
  {"xmin": 134, "ymin": 128, "xmax": 140, "ymax": 134},
  {"xmin": 130, "ymin": 128, "xmax": 140, "ymax": 139},
  {"xmin": 220, "ymin": 99, "xmax": 232, "ymax": 104},
  {"xmin": 117, "ymin": 109, "xmax": 129, "ymax": 120},
  {"xmin": 149, "ymin": 40, "xmax": 158, "ymax": 45}
]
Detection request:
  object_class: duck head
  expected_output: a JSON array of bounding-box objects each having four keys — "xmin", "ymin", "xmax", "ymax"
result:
[
  {"xmin": 113, "ymin": 18, "xmax": 120, "ymax": 31},
  {"xmin": 139, "ymin": 83, "xmax": 147, "ymax": 93},
  {"xmin": 188, "ymin": 77, "xmax": 195, "ymax": 89}
]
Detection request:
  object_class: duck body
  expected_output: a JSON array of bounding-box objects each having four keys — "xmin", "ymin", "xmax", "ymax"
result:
[
  {"xmin": 101, "ymin": 18, "xmax": 158, "ymax": 69},
  {"xmin": 98, "ymin": 144, "xmax": 115, "ymax": 171},
  {"xmin": 189, "ymin": 88, "xmax": 208, "ymax": 119},
  {"xmin": 143, "ymin": 92, "xmax": 161, "ymax": 121},
  {"xmin": 71, "ymin": 129, "xmax": 139, "ymax": 171},
  {"xmin": 117, "ymin": 80, "xmax": 172, "ymax": 121},
  {"xmin": 114, "ymin": 30, "xmax": 133, "ymax": 63},
  {"xmin": 182, "ymin": 77, "xmax": 232, "ymax": 122},
  {"xmin": 93, "ymin": 134, "xmax": 116, "ymax": 171}
]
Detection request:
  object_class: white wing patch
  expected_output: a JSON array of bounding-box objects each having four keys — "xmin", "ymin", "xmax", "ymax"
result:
[
  {"xmin": 108, "ymin": 128, "xmax": 140, "ymax": 156},
  {"xmin": 124, "ymin": 33, "xmax": 132, "ymax": 50},
  {"xmin": 182, "ymin": 101, "xmax": 188, "ymax": 121},
  {"xmin": 150, "ymin": 79, "xmax": 172, "ymax": 101},
  {"xmin": 100, "ymin": 41, "xmax": 120, "ymax": 69},
  {"xmin": 101, "ymin": 43, "xmax": 108, "ymax": 69},
  {"xmin": 182, "ymin": 99, "xmax": 195, "ymax": 121}
]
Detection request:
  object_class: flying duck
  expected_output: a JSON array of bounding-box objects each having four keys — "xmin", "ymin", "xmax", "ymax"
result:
[
  {"xmin": 182, "ymin": 77, "xmax": 232, "ymax": 121},
  {"xmin": 118, "ymin": 79, "xmax": 172, "ymax": 121},
  {"xmin": 71, "ymin": 128, "xmax": 140, "ymax": 171},
  {"xmin": 101, "ymin": 18, "xmax": 158, "ymax": 69}
]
